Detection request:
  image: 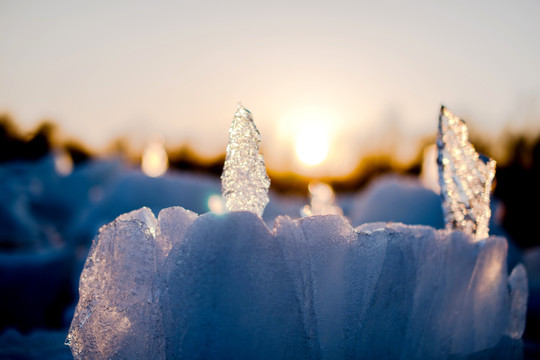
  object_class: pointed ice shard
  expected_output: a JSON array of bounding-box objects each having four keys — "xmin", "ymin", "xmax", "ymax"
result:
[
  {"xmin": 221, "ymin": 105, "xmax": 270, "ymax": 216},
  {"xmin": 437, "ymin": 106, "xmax": 496, "ymax": 240}
]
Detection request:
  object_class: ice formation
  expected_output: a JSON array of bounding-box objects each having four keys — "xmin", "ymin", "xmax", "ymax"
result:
[
  {"xmin": 301, "ymin": 181, "xmax": 342, "ymax": 217},
  {"xmin": 221, "ymin": 105, "xmax": 270, "ymax": 216},
  {"xmin": 437, "ymin": 106, "xmax": 496, "ymax": 240},
  {"xmin": 67, "ymin": 207, "xmax": 527, "ymax": 359},
  {"xmin": 65, "ymin": 106, "xmax": 526, "ymax": 359}
]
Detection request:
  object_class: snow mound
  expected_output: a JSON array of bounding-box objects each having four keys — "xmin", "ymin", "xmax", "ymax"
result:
[{"xmin": 348, "ymin": 176, "xmax": 445, "ymax": 228}]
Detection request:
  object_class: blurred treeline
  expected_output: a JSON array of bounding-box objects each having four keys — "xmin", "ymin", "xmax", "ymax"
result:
[{"xmin": 1, "ymin": 114, "xmax": 539, "ymax": 248}]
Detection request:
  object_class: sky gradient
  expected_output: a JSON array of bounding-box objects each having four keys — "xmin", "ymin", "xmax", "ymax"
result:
[{"xmin": 1, "ymin": 0, "xmax": 539, "ymax": 175}]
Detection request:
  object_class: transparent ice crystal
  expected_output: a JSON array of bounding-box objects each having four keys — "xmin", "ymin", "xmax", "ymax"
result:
[
  {"xmin": 221, "ymin": 105, "xmax": 270, "ymax": 216},
  {"xmin": 437, "ymin": 106, "xmax": 496, "ymax": 240}
]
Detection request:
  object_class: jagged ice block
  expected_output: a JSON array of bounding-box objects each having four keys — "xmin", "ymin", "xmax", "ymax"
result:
[{"xmin": 67, "ymin": 207, "xmax": 527, "ymax": 359}]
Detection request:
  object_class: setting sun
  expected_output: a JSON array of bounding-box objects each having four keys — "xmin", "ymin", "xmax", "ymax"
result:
[{"xmin": 295, "ymin": 124, "xmax": 330, "ymax": 166}]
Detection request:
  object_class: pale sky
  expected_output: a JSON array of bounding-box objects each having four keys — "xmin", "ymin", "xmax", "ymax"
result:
[{"xmin": 1, "ymin": 0, "xmax": 539, "ymax": 176}]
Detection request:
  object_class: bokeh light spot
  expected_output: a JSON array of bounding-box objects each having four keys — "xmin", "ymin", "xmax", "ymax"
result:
[
  {"xmin": 208, "ymin": 194, "xmax": 226, "ymax": 214},
  {"xmin": 142, "ymin": 141, "xmax": 169, "ymax": 177}
]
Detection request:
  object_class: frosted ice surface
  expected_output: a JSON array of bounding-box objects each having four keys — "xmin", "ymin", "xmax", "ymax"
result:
[
  {"xmin": 68, "ymin": 207, "xmax": 524, "ymax": 359},
  {"xmin": 155, "ymin": 206, "xmax": 197, "ymax": 267},
  {"xmin": 437, "ymin": 106, "xmax": 496, "ymax": 240},
  {"xmin": 299, "ymin": 215, "xmax": 356, "ymax": 358},
  {"xmin": 221, "ymin": 105, "xmax": 270, "ymax": 217},
  {"xmin": 274, "ymin": 216, "xmax": 320, "ymax": 356},
  {"xmin": 350, "ymin": 223, "xmax": 509, "ymax": 357},
  {"xmin": 162, "ymin": 211, "xmax": 308, "ymax": 359},
  {"xmin": 506, "ymin": 263, "xmax": 528, "ymax": 339},
  {"xmin": 117, "ymin": 206, "xmax": 158, "ymax": 235},
  {"xmin": 66, "ymin": 207, "xmax": 164, "ymax": 359}
]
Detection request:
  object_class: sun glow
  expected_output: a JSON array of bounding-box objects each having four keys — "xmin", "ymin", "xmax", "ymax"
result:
[{"xmin": 295, "ymin": 123, "xmax": 330, "ymax": 166}]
